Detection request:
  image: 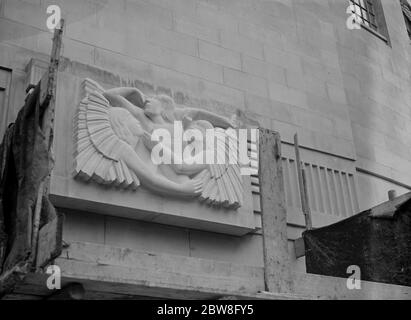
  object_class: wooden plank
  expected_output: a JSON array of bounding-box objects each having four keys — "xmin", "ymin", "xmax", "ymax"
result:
[
  {"xmin": 9, "ymin": 269, "xmax": 240, "ymax": 300},
  {"xmin": 0, "ymin": 262, "xmax": 30, "ymax": 296},
  {"xmin": 39, "ymin": 71, "xmax": 52, "ymax": 108},
  {"xmin": 47, "ymin": 283, "xmax": 85, "ymax": 300},
  {"xmin": 13, "ymin": 270, "xmax": 307, "ymax": 300},
  {"xmin": 301, "ymin": 170, "xmax": 312, "ymax": 229},
  {"xmin": 11, "ymin": 239, "xmax": 411, "ymax": 300},
  {"xmin": 39, "ymin": 21, "xmax": 64, "ymax": 107},
  {"xmin": 293, "ymin": 271, "xmax": 411, "ymax": 300},
  {"xmin": 23, "ymin": 240, "xmax": 266, "ymax": 299},
  {"xmin": 283, "ymin": 159, "xmax": 292, "ymax": 207},
  {"xmin": 294, "ymin": 134, "xmax": 312, "ymax": 230},
  {"xmin": 80, "ymin": 291, "xmax": 162, "ymax": 300},
  {"xmin": 369, "ymin": 192, "xmax": 411, "ymax": 219},
  {"xmin": 3, "ymin": 289, "xmax": 156, "ymax": 300},
  {"xmin": 25, "ymin": 59, "xmax": 48, "ymax": 90},
  {"xmin": 11, "ymin": 268, "xmax": 411, "ymax": 300},
  {"xmin": 36, "ymin": 213, "xmax": 64, "ymax": 269},
  {"xmin": 289, "ymin": 160, "xmax": 301, "ymax": 207},
  {"xmin": 2, "ymin": 293, "xmax": 43, "ymax": 300},
  {"xmin": 62, "ymin": 241, "xmax": 264, "ymax": 282},
  {"xmin": 258, "ymin": 129, "xmax": 291, "ymax": 293},
  {"xmin": 31, "ymin": 21, "xmax": 65, "ymax": 268},
  {"xmin": 294, "ymin": 237, "xmax": 305, "ymax": 259}
]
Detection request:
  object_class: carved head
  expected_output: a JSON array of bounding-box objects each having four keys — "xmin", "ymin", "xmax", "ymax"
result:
[
  {"xmin": 143, "ymin": 97, "xmax": 162, "ymax": 118},
  {"xmin": 144, "ymin": 94, "xmax": 176, "ymax": 122}
]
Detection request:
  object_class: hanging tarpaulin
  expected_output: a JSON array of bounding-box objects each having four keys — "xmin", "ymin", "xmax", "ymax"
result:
[
  {"xmin": 0, "ymin": 83, "xmax": 60, "ymax": 274},
  {"xmin": 0, "ymin": 85, "xmax": 48, "ymax": 273},
  {"xmin": 0, "ymin": 24, "xmax": 64, "ymax": 296},
  {"xmin": 303, "ymin": 194, "xmax": 411, "ymax": 287}
]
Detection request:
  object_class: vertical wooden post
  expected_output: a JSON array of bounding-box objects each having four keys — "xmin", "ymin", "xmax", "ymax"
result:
[
  {"xmin": 30, "ymin": 21, "xmax": 64, "ymax": 267},
  {"xmin": 258, "ymin": 128, "xmax": 291, "ymax": 293},
  {"xmin": 294, "ymin": 134, "xmax": 312, "ymax": 230}
]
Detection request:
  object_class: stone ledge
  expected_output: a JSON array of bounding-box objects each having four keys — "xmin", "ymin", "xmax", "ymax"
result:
[{"xmin": 3, "ymin": 240, "xmax": 411, "ymax": 300}]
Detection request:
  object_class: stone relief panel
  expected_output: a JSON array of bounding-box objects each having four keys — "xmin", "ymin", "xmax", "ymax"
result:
[{"xmin": 73, "ymin": 79, "xmax": 245, "ymax": 210}]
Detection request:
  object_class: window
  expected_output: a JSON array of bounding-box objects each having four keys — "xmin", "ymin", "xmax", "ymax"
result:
[
  {"xmin": 400, "ymin": 0, "xmax": 411, "ymax": 40},
  {"xmin": 349, "ymin": 0, "xmax": 390, "ymax": 43},
  {"xmin": 350, "ymin": 0, "xmax": 378, "ymax": 31}
]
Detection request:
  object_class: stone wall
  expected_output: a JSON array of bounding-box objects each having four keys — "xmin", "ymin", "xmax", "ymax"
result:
[{"xmin": 0, "ymin": 0, "xmax": 410, "ymax": 277}]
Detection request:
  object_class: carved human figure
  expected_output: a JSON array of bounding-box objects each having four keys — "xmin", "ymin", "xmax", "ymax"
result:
[{"xmin": 74, "ymin": 79, "xmax": 244, "ymax": 209}]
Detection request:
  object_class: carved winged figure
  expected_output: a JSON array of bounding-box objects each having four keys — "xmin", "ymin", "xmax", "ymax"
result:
[{"xmin": 73, "ymin": 79, "xmax": 244, "ymax": 209}]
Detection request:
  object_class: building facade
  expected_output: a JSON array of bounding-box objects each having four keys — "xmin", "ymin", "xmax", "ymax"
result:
[{"xmin": 0, "ymin": 0, "xmax": 410, "ymax": 299}]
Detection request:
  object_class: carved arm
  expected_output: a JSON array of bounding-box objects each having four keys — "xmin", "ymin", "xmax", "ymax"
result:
[
  {"xmin": 177, "ymin": 108, "xmax": 234, "ymax": 129},
  {"xmin": 103, "ymin": 92, "xmax": 152, "ymax": 132},
  {"xmin": 104, "ymin": 87, "xmax": 146, "ymax": 108}
]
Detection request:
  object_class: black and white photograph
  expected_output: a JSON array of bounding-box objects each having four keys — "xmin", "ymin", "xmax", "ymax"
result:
[{"xmin": 0, "ymin": 0, "xmax": 410, "ymax": 308}]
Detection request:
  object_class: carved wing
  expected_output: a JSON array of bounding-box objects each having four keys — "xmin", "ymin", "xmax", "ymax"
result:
[
  {"xmin": 73, "ymin": 79, "xmax": 140, "ymax": 190},
  {"xmin": 199, "ymin": 128, "xmax": 244, "ymax": 209}
]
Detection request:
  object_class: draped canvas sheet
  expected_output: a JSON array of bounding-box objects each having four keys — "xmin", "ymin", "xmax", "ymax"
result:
[
  {"xmin": 304, "ymin": 201, "xmax": 411, "ymax": 287},
  {"xmin": 0, "ymin": 84, "xmax": 57, "ymax": 277}
]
